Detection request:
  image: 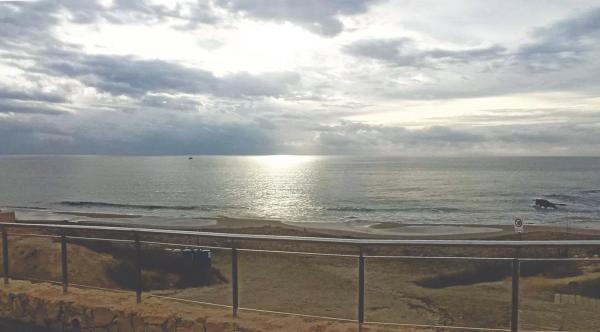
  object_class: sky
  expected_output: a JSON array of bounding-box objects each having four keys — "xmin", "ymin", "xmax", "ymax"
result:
[{"xmin": 1, "ymin": 0, "xmax": 600, "ymax": 156}]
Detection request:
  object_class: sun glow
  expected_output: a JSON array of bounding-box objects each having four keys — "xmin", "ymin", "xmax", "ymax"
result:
[{"xmin": 251, "ymin": 155, "xmax": 318, "ymax": 168}]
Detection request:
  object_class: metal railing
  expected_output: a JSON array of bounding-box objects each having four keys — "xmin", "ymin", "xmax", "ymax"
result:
[{"xmin": 1, "ymin": 222, "xmax": 600, "ymax": 331}]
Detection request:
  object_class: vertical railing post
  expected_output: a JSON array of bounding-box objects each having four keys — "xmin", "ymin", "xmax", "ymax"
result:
[
  {"xmin": 2, "ymin": 226, "xmax": 8, "ymax": 285},
  {"xmin": 358, "ymin": 246, "xmax": 365, "ymax": 330},
  {"xmin": 61, "ymin": 234, "xmax": 68, "ymax": 293},
  {"xmin": 134, "ymin": 237, "xmax": 142, "ymax": 304},
  {"xmin": 231, "ymin": 241, "xmax": 239, "ymax": 318},
  {"xmin": 511, "ymin": 253, "xmax": 521, "ymax": 332}
]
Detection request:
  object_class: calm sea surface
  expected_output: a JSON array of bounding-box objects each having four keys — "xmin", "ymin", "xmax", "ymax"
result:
[{"xmin": 1, "ymin": 155, "xmax": 599, "ymax": 226}]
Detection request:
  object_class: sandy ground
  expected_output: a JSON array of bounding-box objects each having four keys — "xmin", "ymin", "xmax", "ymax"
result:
[{"xmin": 5, "ymin": 214, "xmax": 600, "ymax": 331}]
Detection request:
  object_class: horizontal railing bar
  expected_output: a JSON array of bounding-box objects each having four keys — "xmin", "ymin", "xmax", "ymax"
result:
[
  {"xmin": 239, "ymin": 307, "xmax": 357, "ymax": 323},
  {"xmin": 69, "ymin": 282, "xmax": 139, "ymax": 294},
  {"xmin": 8, "ymin": 233, "xmax": 61, "ymax": 239},
  {"xmin": 148, "ymin": 294, "xmax": 232, "ymax": 309},
  {"xmin": 238, "ymin": 248, "xmax": 359, "ymax": 258},
  {"xmin": 140, "ymin": 240, "xmax": 231, "ymax": 250},
  {"xmin": 519, "ymin": 324, "xmax": 561, "ymax": 331},
  {"xmin": 67, "ymin": 235, "xmax": 134, "ymax": 243},
  {"xmin": 4, "ymin": 222, "xmax": 600, "ymax": 247},
  {"xmin": 364, "ymin": 320, "xmax": 510, "ymax": 331},
  {"xmin": 365, "ymin": 255, "xmax": 514, "ymax": 260},
  {"xmin": 10, "ymin": 275, "xmax": 62, "ymax": 286},
  {"xmin": 521, "ymin": 257, "xmax": 600, "ymax": 261},
  {"xmin": 366, "ymin": 255, "xmax": 600, "ymax": 261}
]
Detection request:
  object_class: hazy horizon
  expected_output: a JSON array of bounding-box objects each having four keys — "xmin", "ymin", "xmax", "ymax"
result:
[{"xmin": 2, "ymin": 153, "xmax": 600, "ymax": 158}]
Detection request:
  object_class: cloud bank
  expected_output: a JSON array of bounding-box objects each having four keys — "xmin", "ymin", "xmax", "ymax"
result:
[{"xmin": 1, "ymin": 0, "xmax": 600, "ymax": 155}]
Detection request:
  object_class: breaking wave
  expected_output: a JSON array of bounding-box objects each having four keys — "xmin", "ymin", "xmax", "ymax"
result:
[
  {"xmin": 57, "ymin": 201, "xmax": 246, "ymax": 211},
  {"xmin": 326, "ymin": 206, "xmax": 462, "ymax": 213}
]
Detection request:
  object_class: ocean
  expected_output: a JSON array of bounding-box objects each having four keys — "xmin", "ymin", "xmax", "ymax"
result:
[{"xmin": 0, "ymin": 155, "xmax": 599, "ymax": 228}]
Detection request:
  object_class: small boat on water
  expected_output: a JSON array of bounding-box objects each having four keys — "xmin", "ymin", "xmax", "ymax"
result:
[{"xmin": 188, "ymin": 157, "xmax": 193, "ymax": 160}]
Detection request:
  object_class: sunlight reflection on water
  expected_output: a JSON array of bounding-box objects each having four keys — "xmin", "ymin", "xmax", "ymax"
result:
[{"xmin": 247, "ymin": 155, "xmax": 320, "ymax": 221}]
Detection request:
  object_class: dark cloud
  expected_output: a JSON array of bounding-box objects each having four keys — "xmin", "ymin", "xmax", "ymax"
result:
[
  {"xmin": 2, "ymin": 106, "xmax": 599, "ymax": 155},
  {"xmin": 316, "ymin": 122, "xmax": 483, "ymax": 152},
  {"xmin": 217, "ymin": 71, "xmax": 300, "ymax": 98},
  {"xmin": 0, "ymin": 1, "xmax": 61, "ymax": 49},
  {"xmin": 2, "ymin": 0, "xmax": 377, "ymax": 39},
  {"xmin": 40, "ymin": 53, "xmax": 216, "ymax": 96},
  {"xmin": 0, "ymin": 118, "xmax": 75, "ymax": 154},
  {"xmin": 0, "ymin": 110, "xmax": 275, "ymax": 155},
  {"xmin": 538, "ymin": 7, "xmax": 600, "ymax": 40},
  {"xmin": 340, "ymin": 8, "xmax": 600, "ymax": 100},
  {"xmin": 62, "ymin": 0, "xmax": 216, "ymax": 26},
  {"xmin": 140, "ymin": 94, "xmax": 201, "ymax": 112},
  {"xmin": 126, "ymin": 123, "xmax": 274, "ymax": 155},
  {"xmin": 343, "ymin": 37, "xmax": 506, "ymax": 67},
  {"xmin": 0, "ymin": 87, "xmax": 66, "ymax": 103},
  {"xmin": 343, "ymin": 38, "xmax": 418, "ymax": 65},
  {"xmin": 66, "ymin": 0, "xmax": 219, "ymax": 27},
  {"xmin": 0, "ymin": 100, "xmax": 68, "ymax": 116},
  {"xmin": 313, "ymin": 121, "xmax": 600, "ymax": 155},
  {"xmin": 515, "ymin": 7, "xmax": 600, "ymax": 72},
  {"xmin": 37, "ymin": 52, "xmax": 300, "ymax": 98},
  {"xmin": 216, "ymin": 0, "xmax": 381, "ymax": 36},
  {"xmin": 0, "ymin": 0, "xmax": 218, "ymax": 53}
]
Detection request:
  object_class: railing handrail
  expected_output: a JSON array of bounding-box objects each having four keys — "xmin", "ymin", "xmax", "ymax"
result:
[{"xmin": 1, "ymin": 221, "xmax": 600, "ymax": 247}]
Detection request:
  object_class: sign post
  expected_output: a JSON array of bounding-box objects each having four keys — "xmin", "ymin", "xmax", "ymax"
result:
[
  {"xmin": 511, "ymin": 218, "xmax": 523, "ymax": 331},
  {"xmin": 514, "ymin": 218, "xmax": 524, "ymax": 233},
  {"xmin": 514, "ymin": 218, "xmax": 524, "ymax": 241}
]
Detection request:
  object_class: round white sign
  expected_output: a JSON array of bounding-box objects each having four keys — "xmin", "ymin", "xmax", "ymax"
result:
[{"xmin": 514, "ymin": 218, "xmax": 524, "ymax": 233}]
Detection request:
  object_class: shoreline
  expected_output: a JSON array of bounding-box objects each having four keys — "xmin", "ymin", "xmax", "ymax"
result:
[
  {"xmin": 8, "ymin": 209, "xmax": 600, "ymax": 239},
  {"xmin": 7, "ymin": 206, "xmax": 600, "ymax": 235}
]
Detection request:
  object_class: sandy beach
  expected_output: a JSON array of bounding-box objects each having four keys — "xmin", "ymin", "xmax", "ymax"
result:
[{"xmin": 10, "ymin": 206, "xmax": 600, "ymax": 239}]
